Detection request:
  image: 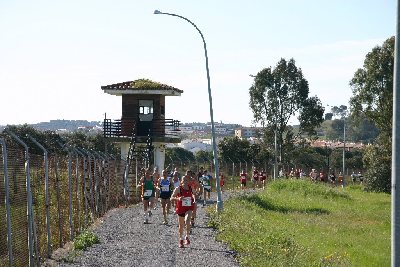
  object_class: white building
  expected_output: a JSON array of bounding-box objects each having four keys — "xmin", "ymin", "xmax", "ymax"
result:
[
  {"xmin": 179, "ymin": 139, "xmax": 212, "ymax": 153},
  {"xmin": 235, "ymin": 127, "xmax": 262, "ymax": 139}
]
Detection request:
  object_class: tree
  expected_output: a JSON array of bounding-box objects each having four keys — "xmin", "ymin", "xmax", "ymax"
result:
[
  {"xmin": 166, "ymin": 147, "xmax": 194, "ymax": 162},
  {"xmin": 330, "ymin": 105, "xmax": 348, "ymax": 119},
  {"xmin": 218, "ymin": 136, "xmax": 250, "ymax": 162},
  {"xmin": 249, "ymin": 58, "xmax": 324, "ymax": 163},
  {"xmin": 349, "ymin": 36, "xmax": 394, "ymax": 192},
  {"xmin": 350, "ymin": 36, "xmax": 394, "ymax": 138},
  {"xmin": 324, "ymin": 113, "xmax": 333, "ymax": 120}
]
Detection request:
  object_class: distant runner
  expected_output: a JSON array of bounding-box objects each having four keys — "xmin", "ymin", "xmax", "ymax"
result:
[{"xmin": 240, "ymin": 170, "xmax": 247, "ymax": 190}]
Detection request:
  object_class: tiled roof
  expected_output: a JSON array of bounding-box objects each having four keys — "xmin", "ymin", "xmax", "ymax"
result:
[{"xmin": 101, "ymin": 79, "xmax": 183, "ymax": 93}]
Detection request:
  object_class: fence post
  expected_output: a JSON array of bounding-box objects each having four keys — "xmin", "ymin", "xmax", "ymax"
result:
[
  {"xmin": 76, "ymin": 148, "xmax": 89, "ymax": 228},
  {"xmin": 67, "ymin": 150, "xmax": 75, "ymax": 240},
  {"xmin": 92, "ymin": 151, "xmax": 106, "ymax": 215},
  {"xmin": 73, "ymin": 148, "xmax": 84, "ymax": 233},
  {"xmin": 1, "ymin": 138, "xmax": 14, "ymax": 267},
  {"xmin": 84, "ymin": 149, "xmax": 95, "ymax": 219},
  {"xmin": 28, "ymin": 136, "xmax": 52, "ymax": 258},
  {"xmin": 5, "ymin": 130, "xmax": 36, "ymax": 267},
  {"xmin": 92, "ymin": 151, "xmax": 100, "ymax": 217}
]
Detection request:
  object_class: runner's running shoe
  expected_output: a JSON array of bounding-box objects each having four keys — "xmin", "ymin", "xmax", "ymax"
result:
[{"xmin": 179, "ymin": 239, "xmax": 184, "ymax": 248}]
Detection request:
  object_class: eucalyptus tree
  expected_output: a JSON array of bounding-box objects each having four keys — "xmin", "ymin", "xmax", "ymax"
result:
[
  {"xmin": 249, "ymin": 58, "xmax": 324, "ymax": 164},
  {"xmin": 349, "ymin": 36, "xmax": 394, "ymax": 192}
]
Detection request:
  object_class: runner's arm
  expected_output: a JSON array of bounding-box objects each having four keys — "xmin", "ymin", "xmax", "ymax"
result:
[{"xmin": 170, "ymin": 187, "xmax": 181, "ymax": 201}]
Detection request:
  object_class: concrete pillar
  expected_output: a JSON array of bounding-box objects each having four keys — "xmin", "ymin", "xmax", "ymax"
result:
[
  {"xmin": 153, "ymin": 142, "xmax": 166, "ymax": 172},
  {"xmin": 120, "ymin": 142, "xmax": 130, "ymax": 160}
]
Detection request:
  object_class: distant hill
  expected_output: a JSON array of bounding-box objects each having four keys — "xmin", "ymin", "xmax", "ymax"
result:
[
  {"xmin": 0, "ymin": 120, "xmax": 102, "ymax": 132},
  {"xmin": 32, "ymin": 119, "xmax": 102, "ymax": 131}
]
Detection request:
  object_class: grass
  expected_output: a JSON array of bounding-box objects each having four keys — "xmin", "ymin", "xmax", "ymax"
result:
[{"xmin": 208, "ymin": 179, "xmax": 390, "ymax": 267}]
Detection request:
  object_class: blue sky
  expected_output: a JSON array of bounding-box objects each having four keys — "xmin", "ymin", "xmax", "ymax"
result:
[{"xmin": 0, "ymin": 0, "xmax": 396, "ymax": 126}]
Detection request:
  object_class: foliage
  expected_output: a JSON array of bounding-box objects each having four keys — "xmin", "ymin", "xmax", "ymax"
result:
[
  {"xmin": 130, "ymin": 78, "xmax": 179, "ymax": 91},
  {"xmin": 218, "ymin": 136, "xmax": 251, "ymax": 162},
  {"xmin": 350, "ymin": 36, "xmax": 394, "ymax": 137},
  {"xmin": 350, "ymin": 116, "xmax": 379, "ymax": 143},
  {"xmin": 287, "ymin": 146, "xmax": 326, "ymax": 171},
  {"xmin": 1, "ymin": 125, "xmax": 64, "ymax": 154},
  {"xmin": 0, "ymin": 125, "xmax": 118, "ymax": 156},
  {"xmin": 166, "ymin": 147, "xmax": 195, "ymax": 162},
  {"xmin": 249, "ymin": 58, "xmax": 324, "ymax": 164},
  {"xmin": 194, "ymin": 150, "xmax": 213, "ymax": 162},
  {"xmin": 73, "ymin": 231, "xmax": 100, "ymax": 250},
  {"xmin": 209, "ymin": 180, "xmax": 390, "ymax": 266},
  {"xmin": 349, "ymin": 36, "xmax": 394, "ymax": 192},
  {"xmin": 298, "ymin": 96, "xmax": 325, "ymax": 136},
  {"xmin": 325, "ymin": 119, "xmax": 344, "ymax": 141},
  {"xmin": 324, "ymin": 113, "xmax": 333, "ymax": 120},
  {"xmin": 330, "ymin": 105, "xmax": 348, "ymax": 119},
  {"xmin": 363, "ymin": 141, "xmax": 391, "ymax": 193}
]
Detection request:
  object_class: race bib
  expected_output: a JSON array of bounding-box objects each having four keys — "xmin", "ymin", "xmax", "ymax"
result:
[
  {"xmin": 161, "ymin": 185, "xmax": 169, "ymax": 192},
  {"xmin": 144, "ymin": 190, "xmax": 152, "ymax": 197},
  {"xmin": 182, "ymin": 197, "xmax": 192, "ymax": 207},
  {"xmin": 204, "ymin": 185, "xmax": 211, "ymax": 190}
]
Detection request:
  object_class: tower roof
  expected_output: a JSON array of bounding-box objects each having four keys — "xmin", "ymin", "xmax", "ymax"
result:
[{"xmin": 101, "ymin": 79, "xmax": 183, "ymax": 96}]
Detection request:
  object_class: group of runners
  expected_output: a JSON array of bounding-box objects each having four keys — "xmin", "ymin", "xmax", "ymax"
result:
[
  {"xmin": 137, "ymin": 166, "xmax": 214, "ymax": 248},
  {"xmin": 239, "ymin": 167, "xmax": 268, "ymax": 190}
]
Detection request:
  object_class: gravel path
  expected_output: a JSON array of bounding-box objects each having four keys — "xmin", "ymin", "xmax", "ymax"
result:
[{"xmin": 57, "ymin": 191, "xmax": 240, "ymax": 267}]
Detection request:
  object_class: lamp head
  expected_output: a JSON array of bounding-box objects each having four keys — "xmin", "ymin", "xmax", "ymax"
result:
[{"xmin": 154, "ymin": 10, "xmax": 162, "ymax": 14}]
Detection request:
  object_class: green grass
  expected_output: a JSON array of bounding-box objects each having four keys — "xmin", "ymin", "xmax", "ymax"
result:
[{"xmin": 209, "ymin": 180, "xmax": 390, "ymax": 267}]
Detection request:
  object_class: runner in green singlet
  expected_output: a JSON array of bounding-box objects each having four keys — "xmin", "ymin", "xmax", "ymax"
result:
[{"xmin": 138, "ymin": 168, "xmax": 156, "ymax": 224}]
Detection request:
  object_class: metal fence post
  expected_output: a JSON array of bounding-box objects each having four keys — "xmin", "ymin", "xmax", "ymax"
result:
[
  {"xmin": 5, "ymin": 130, "xmax": 36, "ymax": 267},
  {"xmin": 1, "ymin": 138, "xmax": 14, "ymax": 267},
  {"xmin": 77, "ymin": 148, "xmax": 90, "ymax": 228},
  {"xmin": 92, "ymin": 151, "xmax": 105, "ymax": 215},
  {"xmin": 27, "ymin": 136, "xmax": 52, "ymax": 258},
  {"xmin": 74, "ymin": 148, "xmax": 85, "ymax": 232},
  {"xmin": 67, "ymin": 151, "xmax": 74, "ymax": 240}
]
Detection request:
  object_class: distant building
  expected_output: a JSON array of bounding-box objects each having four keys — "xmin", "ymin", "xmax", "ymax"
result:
[
  {"xmin": 179, "ymin": 139, "xmax": 212, "ymax": 153},
  {"xmin": 235, "ymin": 127, "xmax": 262, "ymax": 139},
  {"xmin": 311, "ymin": 140, "xmax": 364, "ymax": 151}
]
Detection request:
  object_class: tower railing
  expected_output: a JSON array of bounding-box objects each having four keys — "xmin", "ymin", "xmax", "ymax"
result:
[{"xmin": 103, "ymin": 118, "xmax": 180, "ymax": 139}]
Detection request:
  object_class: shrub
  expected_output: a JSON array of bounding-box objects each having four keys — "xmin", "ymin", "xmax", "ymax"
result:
[{"xmin": 73, "ymin": 231, "xmax": 100, "ymax": 250}]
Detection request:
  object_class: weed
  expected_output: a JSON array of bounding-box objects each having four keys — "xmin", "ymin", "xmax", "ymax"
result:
[{"xmin": 73, "ymin": 231, "xmax": 100, "ymax": 251}]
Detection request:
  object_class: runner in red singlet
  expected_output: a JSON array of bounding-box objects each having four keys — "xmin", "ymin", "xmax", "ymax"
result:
[
  {"xmin": 170, "ymin": 174, "xmax": 195, "ymax": 248},
  {"xmin": 252, "ymin": 167, "xmax": 259, "ymax": 190}
]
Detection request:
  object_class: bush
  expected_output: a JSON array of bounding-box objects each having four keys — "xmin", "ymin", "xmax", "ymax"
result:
[
  {"xmin": 73, "ymin": 231, "xmax": 100, "ymax": 250},
  {"xmin": 363, "ymin": 142, "xmax": 391, "ymax": 193}
]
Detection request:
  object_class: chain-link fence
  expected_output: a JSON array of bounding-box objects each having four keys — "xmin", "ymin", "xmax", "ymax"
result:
[{"xmin": 0, "ymin": 132, "xmax": 137, "ymax": 267}]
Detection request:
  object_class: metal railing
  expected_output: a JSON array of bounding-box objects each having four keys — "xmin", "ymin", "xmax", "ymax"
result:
[{"xmin": 103, "ymin": 118, "xmax": 180, "ymax": 138}]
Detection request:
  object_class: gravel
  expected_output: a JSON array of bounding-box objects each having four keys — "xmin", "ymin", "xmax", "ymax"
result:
[{"xmin": 57, "ymin": 191, "xmax": 241, "ymax": 267}]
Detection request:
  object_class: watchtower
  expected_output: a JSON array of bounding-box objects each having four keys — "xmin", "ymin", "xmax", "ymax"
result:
[{"xmin": 102, "ymin": 79, "xmax": 182, "ymax": 171}]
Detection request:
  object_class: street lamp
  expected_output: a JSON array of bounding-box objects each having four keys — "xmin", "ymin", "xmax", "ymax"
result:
[
  {"xmin": 342, "ymin": 107, "xmax": 348, "ymax": 187},
  {"xmin": 154, "ymin": 10, "xmax": 223, "ymax": 211}
]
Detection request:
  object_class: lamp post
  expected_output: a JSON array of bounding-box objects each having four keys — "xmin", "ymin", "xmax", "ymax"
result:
[
  {"xmin": 392, "ymin": 1, "xmax": 400, "ymax": 264},
  {"xmin": 343, "ymin": 117, "xmax": 346, "ymax": 187},
  {"xmin": 154, "ymin": 10, "xmax": 223, "ymax": 211},
  {"xmin": 342, "ymin": 108, "xmax": 348, "ymax": 187}
]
